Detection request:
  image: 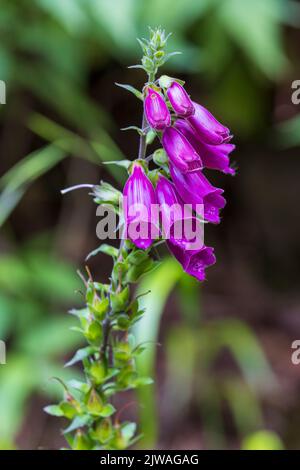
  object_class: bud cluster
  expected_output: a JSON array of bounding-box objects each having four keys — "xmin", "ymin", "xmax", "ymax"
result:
[{"xmin": 136, "ymin": 27, "xmax": 180, "ymax": 79}]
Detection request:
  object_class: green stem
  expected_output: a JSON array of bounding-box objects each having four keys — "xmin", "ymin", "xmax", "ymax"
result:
[
  {"xmin": 100, "ymin": 315, "xmax": 111, "ymax": 366},
  {"xmin": 138, "ymin": 71, "xmax": 156, "ymax": 161},
  {"xmin": 138, "ymin": 112, "xmax": 147, "ymax": 160}
]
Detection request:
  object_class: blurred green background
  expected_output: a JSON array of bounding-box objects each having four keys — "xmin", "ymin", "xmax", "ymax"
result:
[{"xmin": 1, "ymin": 0, "xmax": 300, "ymax": 450}]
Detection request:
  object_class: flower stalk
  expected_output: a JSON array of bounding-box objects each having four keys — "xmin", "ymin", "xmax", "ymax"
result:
[{"xmin": 45, "ymin": 26, "xmax": 235, "ymax": 450}]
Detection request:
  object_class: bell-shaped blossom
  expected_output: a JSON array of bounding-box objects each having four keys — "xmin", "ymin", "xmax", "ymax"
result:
[
  {"xmin": 175, "ymin": 119, "xmax": 235, "ymax": 175},
  {"xmin": 162, "ymin": 126, "xmax": 203, "ymax": 173},
  {"xmin": 144, "ymin": 88, "xmax": 171, "ymax": 131},
  {"xmin": 170, "ymin": 165, "xmax": 226, "ymax": 224},
  {"xmin": 123, "ymin": 164, "xmax": 158, "ymax": 249},
  {"xmin": 188, "ymin": 101, "xmax": 232, "ymax": 145},
  {"xmin": 156, "ymin": 175, "xmax": 204, "ymax": 251},
  {"xmin": 167, "ymin": 81, "xmax": 194, "ymax": 117},
  {"xmin": 167, "ymin": 241, "xmax": 216, "ymax": 281}
]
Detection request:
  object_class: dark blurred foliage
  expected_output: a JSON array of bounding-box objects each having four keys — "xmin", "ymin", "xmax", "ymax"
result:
[{"xmin": 1, "ymin": 0, "xmax": 300, "ymax": 450}]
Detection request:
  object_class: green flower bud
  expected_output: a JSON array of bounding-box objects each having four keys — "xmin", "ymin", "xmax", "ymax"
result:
[{"xmin": 86, "ymin": 389, "xmax": 104, "ymax": 416}]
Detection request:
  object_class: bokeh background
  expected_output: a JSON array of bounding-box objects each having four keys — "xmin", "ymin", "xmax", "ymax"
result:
[{"xmin": 1, "ymin": 0, "xmax": 300, "ymax": 450}]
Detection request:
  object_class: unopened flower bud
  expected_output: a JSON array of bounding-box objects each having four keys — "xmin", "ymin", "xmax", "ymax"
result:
[{"xmin": 144, "ymin": 88, "xmax": 171, "ymax": 131}]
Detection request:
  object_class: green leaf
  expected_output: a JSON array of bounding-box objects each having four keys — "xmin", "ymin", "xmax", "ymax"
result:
[
  {"xmin": 86, "ymin": 389, "xmax": 104, "ymax": 416},
  {"xmin": 115, "ymin": 83, "xmax": 143, "ymax": 100},
  {"xmin": 242, "ymin": 430, "xmax": 284, "ymax": 450},
  {"xmin": 121, "ymin": 126, "xmax": 144, "ymax": 136},
  {"xmin": 69, "ymin": 307, "xmax": 89, "ymax": 319},
  {"xmin": 0, "ymin": 145, "xmax": 66, "ymax": 193},
  {"xmin": 125, "ymin": 258, "xmax": 158, "ymax": 283},
  {"xmin": 87, "ymin": 244, "xmax": 119, "ymax": 261},
  {"xmin": 0, "ymin": 145, "xmax": 66, "ymax": 226},
  {"xmin": 36, "ymin": 360, "xmax": 83, "ymax": 400},
  {"xmin": 67, "ymin": 380, "xmax": 91, "ymax": 395},
  {"xmin": 146, "ymin": 129, "xmax": 157, "ymax": 146},
  {"xmin": 92, "ymin": 419, "xmax": 113, "ymax": 443},
  {"xmin": 92, "ymin": 182, "xmax": 121, "ymax": 206},
  {"xmin": 110, "ymin": 286, "xmax": 129, "ymax": 312},
  {"xmin": 0, "ymin": 187, "xmax": 26, "ymax": 228},
  {"xmin": 102, "ymin": 159, "xmax": 132, "ymax": 169},
  {"xmin": 73, "ymin": 431, "xmax": 92, "ymax": 450},
  {"xmin": 217, "ymin": 0, "xmax": 288, "ymax": 78},
  {"xmin": 133, "ymin": 258, "xmax": 183, "ymax": 447},
  {"xmin": 126, "ymin": 250, "xmax": 149, "ymax": 266},
  {"xmin": 213, "ymin": 319, "xmax": 276, "ymax": 390},
  {"xmin": 127, "ymin": 65, "xmax": 146, "ymax": 71},
  {"xmin": 112, "ymin": 260, "xmax": 129, "ymax": 284},
  {"xmin": 28, "ymin": 113, "xmax": 126, "ymax": 183},
  {"xmin": 121, "ymin": 422, "xmax": 137, "ymax": 442},
  {"xmin": 63, "ymin": 415, "xmax": 91, "ymax": 434},
  {"xmin": 164, "ymin": 326, "xmax": 198, "ymax": 418},
  {"xmin": 223, "ymin": 379, "xmax": 263, "ymax": 436},
  {"xmin": 276, "ymin": 114, "xmax": 300, "ymax": 148},
  {"xmin": 153, "ymin": 148, "xmax": 168, "ymax": 166},
  {"xmin": 44, "ymin": 405, "xmax": 64, "ymax": 417},
  {"xmin": 24, "ymin": 251, "xmax": 80, "ymax": 302},
  {"xmin": 115, "ymin": 342, "xmax": 131, "ymax": 363},
  {"xmin": 17, "ymin": 316, "xmax": 81, "ymax": 356},
  {"xmin": 28, "ymin": 113, "xmax": 97, "ymax": 163},
  {"xmin": 0, "ymin": 295, "xmax": 14, "ymax": 338},
  {"xmin": 116, "ymin": 314, "xmax": 130, "ymax": 330},
  {"xmin": 85, "ymin": 321, "xmax": 102, "ymax": 344},
  {"xmin": 89, "ymin": 362, "xmax": 106, "ymax": 385},
  {"xmin": 36, "ymin": 0, "xmax": 86, "ymax": 33},
  {"xmin": 133, "ymin": 377, "xmax": 154, "ymax": 387},
  {"xmin": 0, "ymin": 356, "xmax": 37, "ymax": 440},
  {"xmin": 99, "ymin": 404, "xmax": 116, "ymax": 418},
  {"xmin": 92, "ymin": 297, "xmax": 110, "ymax": 320},
  {"xmin": 65, "ymin": 346, "xmax": 95, "ymax": 368}
]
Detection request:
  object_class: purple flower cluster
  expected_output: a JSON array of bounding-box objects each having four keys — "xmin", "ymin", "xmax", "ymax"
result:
[{"xmin": 123, "ymin": 80, "xmax": 235, "ymax": 281}]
